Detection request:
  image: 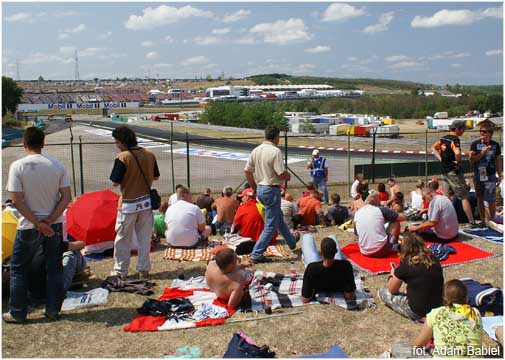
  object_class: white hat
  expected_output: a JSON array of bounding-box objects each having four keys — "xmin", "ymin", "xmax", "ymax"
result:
[{"xmin": 312, "ymin": 149, "xmax": 319, "ymax": 156}]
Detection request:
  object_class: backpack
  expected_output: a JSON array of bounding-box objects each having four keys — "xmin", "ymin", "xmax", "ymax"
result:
[{"xmin": 223, "ymin": 333, "xmax": 276, "ymax": 358}]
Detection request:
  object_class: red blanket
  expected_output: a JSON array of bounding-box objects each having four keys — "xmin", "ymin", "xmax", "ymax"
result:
[
  {"xmin": 123, "ymin": 288, "xmax": 235, "ymax": 332},
  {"xmin": 341, "ymin": 241, "xmax": 497, "ymax": 275}
]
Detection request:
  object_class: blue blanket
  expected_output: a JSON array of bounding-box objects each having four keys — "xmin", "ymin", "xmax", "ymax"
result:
[
  {"xmin": 482, "ymin": 316, "xmax": 503, "ymax": 341},
  {"xmin": 460, "ymin": 228, "xmax": 503, "ymax": 244},
  {"xmin": 298, "ymin": 344, "xmax": 347, "ymax": 358}
]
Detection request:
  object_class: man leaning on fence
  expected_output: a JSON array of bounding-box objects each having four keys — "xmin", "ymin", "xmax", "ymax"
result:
[
  {"xmin": 4, "ymin": 127, "xmax": 72, "ymax": 323},
  {"xmin": 244, "ymin": 126, "xmax": 299, "ymax": 264},
  {"xmin": 110, "ymin": 125, "xmax": 160, "ymax": 279}
]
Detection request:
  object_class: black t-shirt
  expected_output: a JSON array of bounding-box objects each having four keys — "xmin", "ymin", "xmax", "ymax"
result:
[
  {"xmin": 196, "ymin": 194, "xmax": 214, "ymax": 212},
  {"xmin": 301, "ymin": 260, "xmax": 356, "ymax": 299},
  {"xmin": 469, "ymin": 139, "xmax": 501, "ymax": 175},
  {"xmin": 394, "ymin": 259, "xmax": 444, "ymax": 317},
  {"xmin": 326, "ymin": 205, "xmax": 350, "ymax": 225},
  {"xmin": 439, "ymin": 134, "xmax": 460, "ymax": 173}
]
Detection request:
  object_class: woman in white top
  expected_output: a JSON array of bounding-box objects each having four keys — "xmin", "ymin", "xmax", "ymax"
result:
[{"xmin": 410, "ymin": 180, "xmax": 425, "ymax": 210}]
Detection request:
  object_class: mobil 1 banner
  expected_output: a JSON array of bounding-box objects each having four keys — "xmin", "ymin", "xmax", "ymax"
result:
[{"xmin": 18, "ymin": 102, "xmax": 140, "ymax": 112}]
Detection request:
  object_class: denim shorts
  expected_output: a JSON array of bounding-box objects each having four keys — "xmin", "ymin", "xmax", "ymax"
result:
[{"xmin": 473, "ymin": 174, "xmax": 497, "ymax": 203}]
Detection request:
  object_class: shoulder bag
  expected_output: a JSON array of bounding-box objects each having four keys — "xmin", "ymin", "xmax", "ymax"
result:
[{"xmin": 129, "ymin": 149, "xmax": 161, "ymax": 210}]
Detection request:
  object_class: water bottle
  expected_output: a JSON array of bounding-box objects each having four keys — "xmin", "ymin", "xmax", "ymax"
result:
[
  {"xmin": 289, "ymin": 261, "xmax": 297, "ymax": 281},
  {"xmin": 263, "ymin": 284, "xmax": 273, "ymax": 315},
  {"xmin": 177, "ymin": 260, "xmax": 185, "ymax": 280}
]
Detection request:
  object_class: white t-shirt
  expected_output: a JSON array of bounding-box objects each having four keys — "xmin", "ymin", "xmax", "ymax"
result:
[
  {"xmin": 428, "ymin": 195, "xmax": 458, "ymax": 240},
  {"xmin": 168, "ymin": 193, "xmax": 178, "ymax": 206},
  {"xmin": 7, "ymin": 154, "xmax": 70, "ymax": 230},
  {"xmin": 165, "ymin": 200, "xmax": 206, "ymax": 247},
  {"xmin": 411, "ymin": 191, "xmax": 423, "ymax": 210},
  {"xmin": 354, "ymin": 204, "xmax": 399, "ymax": 256},
  {"xmin": 350, "ymin": 180, "xmax": 360, "ymax": 198}
]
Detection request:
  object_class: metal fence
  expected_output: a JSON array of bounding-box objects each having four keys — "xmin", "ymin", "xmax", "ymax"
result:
[{"xmin": 2, "ymin": 124, "xmax": 501, "ymax": 201}]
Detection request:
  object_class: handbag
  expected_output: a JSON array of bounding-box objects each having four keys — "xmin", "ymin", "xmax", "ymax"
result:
[
  {"xmin": 129, "ymin": 149, "xmax": 161, "ymax": 210},
  {"xmin": 223, "ymin": 333, "xmax": 276, "ymax": 358}
]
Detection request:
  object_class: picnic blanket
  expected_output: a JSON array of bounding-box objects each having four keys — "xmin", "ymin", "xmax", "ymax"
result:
[
  {"xmin": 459, "ymin": 228, "xmax": 503, "ymax": 244},
  {"xmin": 340, "ymin": 241, "xmax": 499, "ymax": 275},
  {"xmin": 298, "ymin": 344, "xmax": 348, "ymax": 358},
  {"xmin": 482, "ymin": 316, "xmax": 503, "ymax": 342},
  {"xmin": 164, "ymin": 241, "xmax": 289, "ymax": 262}
]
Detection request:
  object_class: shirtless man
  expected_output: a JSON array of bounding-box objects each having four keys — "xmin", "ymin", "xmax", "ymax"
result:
[{"xmin": 205, "ymin": 248, "xmax": 253, "ymax": 309}]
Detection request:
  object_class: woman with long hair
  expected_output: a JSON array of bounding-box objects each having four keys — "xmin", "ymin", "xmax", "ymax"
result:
[
  {"xmin": 413, "ymin": 279, "xmax": 483, "ymax": 356},
  {"xmin": 378, "ymin": 232, "xmax": 444, "ymax": 320},
  {"xmin": 411, "ymin": 180, "xmax": 425, "ymax": 210}
]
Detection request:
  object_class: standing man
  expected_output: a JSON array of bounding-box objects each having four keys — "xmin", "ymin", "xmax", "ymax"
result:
[
  {"xmin": 306, "ymin": 149, "xmax": 329, "ymax": 204},
  {"xmin": 110, "ymin": 125, "xmax": 160, "ymax": 279},
  {"xmin": 244, "ymin": 127, "xmax": 299, "ymax": 263},
  {"xmin": 4, "ymin": 127, "xmax": 71, "ymax": 323},
  {"xmin": 469, "ymin": 120, "xmax": 502, "ymax": 226},
  {"xmin": 432, "ymin": 120, "xmax": 476, "ymax": 226}
]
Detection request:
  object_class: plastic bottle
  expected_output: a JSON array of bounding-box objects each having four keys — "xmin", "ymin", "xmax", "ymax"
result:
[
  {"xmin": 289, "ymin": 261, "xmax": 297, "ymax": 281},
  {"xmin": 263, "ymin": 284, "xmax": 273, "ymax": 315},
  {"xmin": 177, "ymin": 260, "xmax": 185, "ymax": 280}
]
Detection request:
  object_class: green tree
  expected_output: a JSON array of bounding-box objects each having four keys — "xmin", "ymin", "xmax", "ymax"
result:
[
  {"xmin": 38, "ymin": 75, "xmax": 44, "ymax": 82},
  {"xmin": 2, "ymin": 76, "xmax": 23, "ymax": 116}
]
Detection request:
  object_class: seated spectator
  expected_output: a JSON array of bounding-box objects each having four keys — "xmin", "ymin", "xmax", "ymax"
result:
[
  {"xmin": 165, "ymin": 187, "xmax": 212, "ymax": 248},
  {"xmin": 378, "ymin": 183, "xmax": 389, "ymax": 206},
  {"xmin": 391, "ymin": 192, "xmax": 405, "ymax": 214},
  {"xmin": 152, "ymin": 200, "xmax": 169, "ymax": 241},
  {"xmin": 407, "ymin": 188, "xmax": 459, "ymax": 243},
  {"xmin": 293, "ymin": 190, "xmax": 325, "ymax": 228},
  {"xmin": 232, "ymin": 188, "xmax": 276, "ymax": 243},
  {"xmin": 3, "ymin": 199, "xmax": 21, "ymax": 218},
  {"xmin": 412, "ymin": 279, "xmax": 482, "ymax": 356},
  {"xmin": 354, "ymin": 190, "xmax": 406, "ymax": 258},
  {"xmin": 301, "ymin": 235, "xmax": 356, "ymax": 303},
  {"xmin": 379, "ymin": 232, "xmax": 444, "ymax": 321},
  {"xmin": 196, "ymin": 188, "xmax": 215, "ymax": 215},
  {"xmin": 325, "ymin": 194, "xmax": 350, "ymax": 226},
  {"xmin": 168, "ymin": 184, "xmax": 184, "ymax": 206},
  {"xmin": 410, "ymin": 180, "xmax": 425, "ymax": 210},
  {"xmin": 351, "ymin": 173, "xmax": 365, "ymax": 199},
  {"xmin": 351, "ymin": 183, "xmax": 366, "ymax": 215},
  {"xmin": 430, "ymin": 178, "xmax": 445, "ymax": 196},
  {"xmin": 281, "ymin": 188, "xmax": 296, "ymax": 229},
  {"xmin": 302, "ymin": 181, "xmax": 316, "ymax": 197},
  {"xmin": 387, "ymin": 178, "xmax": 401, "ymax": 198},
  {"xmin": 212, "ymin": 186, "xmax": 239, "ymax": 232},
  {"xmin": 205, "ymin": 248, "xmax": 253, "ymax": 309}
]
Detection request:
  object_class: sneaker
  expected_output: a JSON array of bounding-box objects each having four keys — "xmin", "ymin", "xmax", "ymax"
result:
[
  {"xmin": 289, "ymin": 232, "xmax": 301, "ymax": 250},
  {"xmin": 251, "ymin": 255, "xmax": 273, "ymax": 264},
  {"xmin": 2, "ymin": 312, "xmax": 26, "ymax": 324}
]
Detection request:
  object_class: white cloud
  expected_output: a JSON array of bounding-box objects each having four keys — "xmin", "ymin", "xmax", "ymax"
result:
[
  {"xmin": 322, "ymin": 3, "xmax": 366, "ymax": 22},
  {"xmin": 58, "ymin": 33, "xmax": 70, "ymax": 40},
  {"xmin": 153, "ymin": 63, "xmax": 172, "ymax": 68},
  {"xmin": 203, "ymin": 63, "xmax": 217, "ymax": 69},
  {"xmin": 145, "ymin": 51, "xmax": 159, "ymax": 60},
  {"xmin": 486, "ymin": 49, "xmax": 503, "ymax": 56},
  {"xmin": 222, "ymin": 9, "xmax": 250, "ymax": 23},
  {"xmin": 363, "ymin": 11, "xmax": 394, "ymax": 34},
  {"xmin": 165, "ymin": 35, "xmax": 174, "ymax": 43},
  {"xmin": 98, "ymin": 31, "xmax": 112, "ymax": 39},
  {"xmin": 141, "ymin": 41, "xmax": 156, "ymax": 47},
  {"xmin": 59, "ymin": 46, "xmax": 76, "ymax": 56},
  {"xmin": 293, "ymin": 63, "xmax": 316, "ymax": 74},
  {"xmin": 453, "ymin": 52, "xmax": 470, "ymax": 58},
  {"xmin": 54, "ymin": 10, "xmax": 80, "ymax": 17},
  {"xmin": 64, "ymin": 23, "xmax": 86, "ymax": 33},
  {"xmin": 250, "ymin": 18, "xmax": 312, "ymax": 45},
  {"xmin": 411, "ymin": 7, "xmax": 502, "ymax": 28},
  {"xmin": 194, "ymin": 36, "xmax": 222, "ymax": 45},
  {"xmin": 21, "ymin": 52, "xmax": 63, "ymax": 65},
  {"xmin": 305, "ymin": 45, "xmax": 331, "ymax": 53},
  {"xmin": 389, "ymin": 61, "xmax": 424, "ymax": 69},
  {"xmin": 451, "ymin": 63, "xmax": 464, "ymax": 68},
  {"xmin": 79, "ymin": 48, "xmax": 103, "ymax": 57},
  {"xmin": 5, "ymin": 12, "xmax": 33, "ymax": 23},
  {"xmin": 125, "ymin": 5, "xmax": 213, "ymax": 30},
  {"xmin": 384, "ymin": 55, "xmax": 410, "ymax": 62},
  {"xmin": 347, "ymin": 56, "xmax": 358, "ymax": 62},
  {"xmin": 235, "ymin": 36, "xmax": 256, "ymax": 45},
  {"xmin": 181, "ymin": 56, "xmax": 209, "ymax": 66},
  {"xmin": 212, "ymin": 28, "xmax": 230, "ymax": 35}
]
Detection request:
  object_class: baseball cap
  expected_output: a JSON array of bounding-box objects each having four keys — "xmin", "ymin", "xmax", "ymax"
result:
[
  {"xmin": 312, "ymin": 149, "xmax": 319, "ymax": 156},
  {"xmin": 450, "ymin": 120, "xmax": 466, "ymax": 130},
  {"xmin": 238, "ymin": 188, "xmax": 255, "ymax": 198}
]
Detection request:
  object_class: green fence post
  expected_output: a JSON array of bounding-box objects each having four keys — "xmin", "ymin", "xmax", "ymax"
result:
[
  {"xmin": 185, "ymin": 132, "xmax": 190, "ymax": 189},
  {"xmin": 284, "ymin": 131, "xmax": 288, "ymax": 187},
  {"xmin": 425, "ymin": 129, "xmax": 428, "ymax": 184},
  {"xmin": 68, "ymin": 125, "xmax": 77, "ymax": 197},
  {"xmin": 170, "ymin": 122, "xmax": 175, "ymax": 193},
  {"xmin": 78, "ymin": 135, "xmax": 84, "ymax": 195},
  {"xmin": 371, "ymin": 128, "xmax": 377, "ymax": 184},
  {"xmin": 347, "ymin": 130, "xmax": 351, "ymax": 196}
]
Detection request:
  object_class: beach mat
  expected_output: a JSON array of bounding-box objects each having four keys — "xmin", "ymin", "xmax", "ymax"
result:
[
  {"xmin": 340, "ymin": 241, "xmax": 499, "ymax": 275},
  {"xmin": 460, "ymin": 228, "xmax": 503, "ymax": 244}
]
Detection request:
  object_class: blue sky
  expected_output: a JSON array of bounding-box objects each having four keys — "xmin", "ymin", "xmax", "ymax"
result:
[{"xmin": 2, "ymin": 2, "xmax": 503, "ymax": 85}]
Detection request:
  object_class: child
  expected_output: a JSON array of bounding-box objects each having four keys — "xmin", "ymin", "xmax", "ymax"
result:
[
  {"xmin": 391, "ymin": 192, "xmax": 405, "ymax": 214},
  {"xmin": 152, "ymin": 200, "xmax": 169, "ymax": 242}
]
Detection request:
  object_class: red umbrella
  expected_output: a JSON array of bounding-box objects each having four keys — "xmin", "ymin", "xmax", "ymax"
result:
[{"xmin": 67, "ymin": 190, "xmax": 119, "ymax": 245}]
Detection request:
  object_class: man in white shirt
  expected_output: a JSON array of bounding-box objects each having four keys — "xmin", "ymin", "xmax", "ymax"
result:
[
  {"xmin": 407, "ymin": 188, "xmax": 459, "ymax": 242},
  {"xmin": 165, "ymin": 187, "xmax": 212, "ymax": 248},
  {"xmin": 351, "ymin": 173, "xmax": 364, "ymax": 199},
  {"xmin": 354, "ymin": 190, "xmax": 406, "ymax": 257},
  {"xmin": 168, "ymin": 184, "xmax": 184, "ymax": 206},
  {"xmin": 4, "ymin": 127, "xmax": 71, "ymax": 323}
]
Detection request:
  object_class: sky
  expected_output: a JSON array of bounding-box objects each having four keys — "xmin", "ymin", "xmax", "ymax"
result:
[{"xmin": 1, "ymin": 2, "xmax": 503, "ymax": 85}]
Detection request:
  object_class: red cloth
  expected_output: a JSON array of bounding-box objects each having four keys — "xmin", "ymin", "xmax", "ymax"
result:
[
  {"xmin": 297, "ymin": 196, "xmax": 322, "ymax": 225},
  {"xmin": 378, "ymin": 191, "xmax": 389, "ymax": 202},
  {"xmin": 233, "ymin": 199, "xmax": 276, "ymax": 242},
  {"xmin": 340, "ymin": 241, "xmax": 497, "ymax": 275}
]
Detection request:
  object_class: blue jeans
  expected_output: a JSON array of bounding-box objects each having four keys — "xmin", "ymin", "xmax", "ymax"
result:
[
  {"xmin": 9, "ymin": 224, "xmax": 64, "ymax": 319},
  {"xmin": 301, "ymin": 234, "xmax": 343, "ymax": 267},
  {"xmin": 62, "ymin": 250, "xmax": 87, "ymax": 291},
  {"xmin": 251, "ymin": 185, "xmax": 296, "ymax": 260},
  {"xmin": 312, "ymin": 176, "xmax": 328, "ymax": 203}
]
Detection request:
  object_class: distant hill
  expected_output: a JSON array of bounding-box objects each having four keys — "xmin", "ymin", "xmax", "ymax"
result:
[{"xmin": 246, "ymin": 74, "xmax": 502, "ymax": 96}]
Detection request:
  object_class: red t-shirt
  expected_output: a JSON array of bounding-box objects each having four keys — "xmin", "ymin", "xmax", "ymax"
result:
[
  {"xmin": 378, "ymin": 191, "xmax": 389, "ymax": 202},
  {"xmin": 297, "ymin": 196, "xmax": 322, "ymax": 225},
  {"xmin": 233, "ymin": 199, "xmax": 277, "ymax": 243}
]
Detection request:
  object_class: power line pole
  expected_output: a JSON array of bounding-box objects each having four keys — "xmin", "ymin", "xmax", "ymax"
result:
[
  {"xmin": 74, "ymin": 50, "xmax": 80, "ymax": 81},
  {"xmin": 16, "ymin": 59, "xmax": 20, "ymax": 81}
]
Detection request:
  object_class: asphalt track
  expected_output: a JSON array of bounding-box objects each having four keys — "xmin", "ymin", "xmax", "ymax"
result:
[{"xmin": 75, "ymin": 119, "xmax": 430, "ymax": 162}]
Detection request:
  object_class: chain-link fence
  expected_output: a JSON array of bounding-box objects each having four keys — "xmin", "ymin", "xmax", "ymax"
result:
[{"xmin": 2, "ymin": 125, "xmax": 501, "ymax": 201}]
